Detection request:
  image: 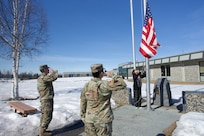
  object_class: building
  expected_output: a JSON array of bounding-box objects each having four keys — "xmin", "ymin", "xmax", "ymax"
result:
[
  {"xmin": 63, "ymin": 68, "xmax": 118, "ymax": 78},
  {"xmin": 63, "ymin": 72, "xmax": 91, "ymax": 77},
  {"xmin": 118, "ymin": 50, "xmax": 204, "ymax": 83}
]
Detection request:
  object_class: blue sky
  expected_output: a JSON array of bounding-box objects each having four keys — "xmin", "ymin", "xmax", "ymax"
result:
[{"xmin": 1, "ymin": 0, "xmax": 204, "ymax": 74}]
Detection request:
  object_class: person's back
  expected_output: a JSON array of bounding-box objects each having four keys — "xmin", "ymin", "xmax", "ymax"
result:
[
  {"xmin": 83, "ymin": 78, "xmax": 113, "ymax": 124},
  {"xmin": 80, "ymin": 64, "xmax": 126, "ymax": 136},
  {"xmin": 37, "ymin": 73, "xmax": 55, "ymax": 100}
]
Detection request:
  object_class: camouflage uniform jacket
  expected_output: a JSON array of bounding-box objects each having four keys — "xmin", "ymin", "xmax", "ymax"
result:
[
  {"xmin": 37, "ymin": 71, "xmax": 58, "ymax": 101},
  {"xmin": 80, "ymin": 75, "xmax": 126, "ymax": 123}
]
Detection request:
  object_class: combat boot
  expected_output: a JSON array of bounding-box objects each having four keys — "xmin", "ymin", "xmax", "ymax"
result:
[{"xmin": 39, "ymin": 128, "xmax": 52, "ymax": 136}]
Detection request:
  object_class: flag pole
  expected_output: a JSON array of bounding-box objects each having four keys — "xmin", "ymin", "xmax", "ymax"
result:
[
  {"xmin": 143, "ymin": 0, "xmax": 151, "ymax": 110},
  {"xmin": 146, "ymin": 58, "xmax": 151, "ymax": 111},
  {"xmin": 130, "ymin": 0, "xmax": 136, "ymax": 69}
]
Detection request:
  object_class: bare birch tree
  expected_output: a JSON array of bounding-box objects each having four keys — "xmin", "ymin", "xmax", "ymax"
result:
[{"xmin": 0, "ymin": 0, "xmax": 48, "ymax": 99}]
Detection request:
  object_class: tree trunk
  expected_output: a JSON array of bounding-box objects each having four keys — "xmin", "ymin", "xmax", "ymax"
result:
[
  {"xmin": 12, "ymin": 47, "xmax": 19, "ymax": 98},
  {"xmin": 12, "ymin": 0, "xmax": 19, "ymax": 99},
  {"xmin": 12, "ymin": 69, "xmax": 19, "ymax": 98}
]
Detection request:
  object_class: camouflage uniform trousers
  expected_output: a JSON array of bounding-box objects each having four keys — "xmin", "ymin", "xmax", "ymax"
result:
[
  {"xmin": 40, "ymin": 99, "xmax": 53, "ymax": 129},
  {"xmin": 84, "ymin": 122, "xmax": 112, "ymax": 136}
]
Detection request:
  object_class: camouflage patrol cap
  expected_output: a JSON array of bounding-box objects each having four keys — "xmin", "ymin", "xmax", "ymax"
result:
[
  {"xmin": 90, "ymin": 64, "xmax": 103, "ymax": 73},
  {"xmin": 39, "ymin": 64, "xmax": 49, "ymax": 72}
]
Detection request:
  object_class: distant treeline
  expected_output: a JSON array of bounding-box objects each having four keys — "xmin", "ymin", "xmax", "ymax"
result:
[{"xmin": 0, "ymin": 70, "xmax": 62, "ymax": 80}]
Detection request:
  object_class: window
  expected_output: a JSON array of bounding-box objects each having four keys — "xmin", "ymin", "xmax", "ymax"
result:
[
  {"xmin": 161, "ymin": 65, "xmax": 171, "ymax": 76},
  {"xmin": 161, "ymin": 66, "xmax": 165, "ymax": 76},
  {"xmin": 200, "ymin": 61, "xmax": 204, "ymax": 82},
  {"xmin": 166, "ymin": 65, "xmax": 171, "ymax": 76}
]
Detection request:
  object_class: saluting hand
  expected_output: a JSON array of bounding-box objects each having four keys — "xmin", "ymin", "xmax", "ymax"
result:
[
  {"xmin": 49, "ymin": 68, "xmax": 54, "ymax": 73},
  {"xmin": 106, "ymin": 71, "xmax": 111, "ymax": 77}
]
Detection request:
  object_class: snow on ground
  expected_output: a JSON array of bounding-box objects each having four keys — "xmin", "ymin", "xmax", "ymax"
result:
[{"xmin": 0, "ymin": 77, "xmax": 204, "ymax": 136}]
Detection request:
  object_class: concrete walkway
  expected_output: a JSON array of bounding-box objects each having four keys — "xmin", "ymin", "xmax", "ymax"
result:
[
  {"xmin": 53, "ymin": 104, "xmax": 182, "ymax": 136},
  {"xmin": 111, "ymin": 105, "xmax": 182, "ymax": 136}
]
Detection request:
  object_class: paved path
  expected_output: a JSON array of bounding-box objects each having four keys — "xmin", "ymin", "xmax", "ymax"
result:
[
  {"xmin": 53, "ymin": 105, "xmax": 182, "ymax": 136},
  {"xmin": 112, "ymin": 105, "xmax": 181, "ymax": 136}
]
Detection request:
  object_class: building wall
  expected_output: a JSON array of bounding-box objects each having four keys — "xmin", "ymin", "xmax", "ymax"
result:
[
  {"xmin": 124, "ymin": 60, "xmax": 203, "ymax": 82},
  {"xmin": 149, "ymin": 61, "xmax": 200, "ymax": 82},
  {"xmin": 168, "ymin": 61, "xmax": 199, "ymax": 82},
  {"xmin": 183, "ymin": 62, "xmax": 200, "ymax": 82},
  {"xmin": 142, "ymin": 59, "xmax": 203, "ymax": 82},
  {"xmin": 170, "ymin": 65, "xmax": 184, "ymax": 82},
  {"xmin": 150, "ymin": 66, "xmax": 161, "ymax": 81}
]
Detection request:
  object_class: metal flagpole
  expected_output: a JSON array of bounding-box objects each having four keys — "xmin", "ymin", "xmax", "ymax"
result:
[
  {"xmin": 146, "ymin": 58, "xmax": 151, "ymax": 110},
  {"xmin": 130, "ymin": 0, "xmax": 136, "ymax": 69},
  {"xmin": 143, "ymin": 0, "xmax": 151, "ymax": 110}
]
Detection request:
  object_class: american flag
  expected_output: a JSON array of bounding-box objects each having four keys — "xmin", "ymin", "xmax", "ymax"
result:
[{"xmin": 139, "ymin": 2, "xmax": 160, "ymax": 58}]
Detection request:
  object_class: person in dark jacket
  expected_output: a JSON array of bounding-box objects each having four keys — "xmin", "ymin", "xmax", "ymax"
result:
[{"xmin": 132, "ymin": 69, "xmax": 146, "ymax": 108}]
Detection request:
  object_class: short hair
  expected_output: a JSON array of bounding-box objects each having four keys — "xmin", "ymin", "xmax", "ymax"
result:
[
  {"xmin": 92, "ymin": 71, "xmax": 100, "ymax": 78},
  {"xmin": 39, "ymin": 65, "xmax": 49, "ymax": 73}
]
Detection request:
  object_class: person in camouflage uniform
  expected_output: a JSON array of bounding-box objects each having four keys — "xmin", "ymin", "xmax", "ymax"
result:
[
  {"xmin": 80, "ymin": 64, "xmax": 127, "ymax": 136},
  {"xmin": 37, "ymin": 65, "xmax": 58, "ymax": 136}
]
